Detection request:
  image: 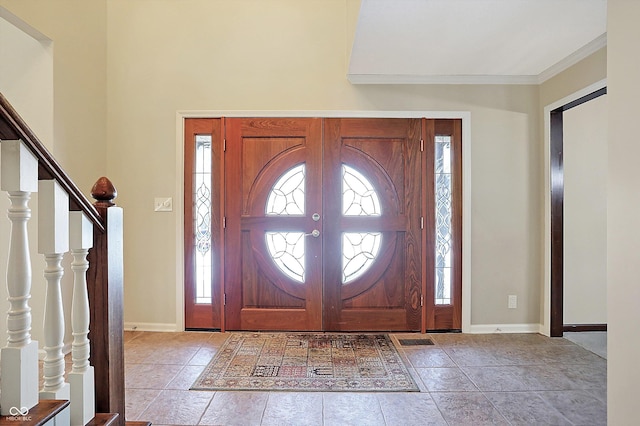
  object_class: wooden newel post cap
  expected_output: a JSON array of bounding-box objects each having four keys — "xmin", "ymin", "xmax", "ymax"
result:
[{"xmin": 91, "ymin": 176, "xmax": 117, "ymax": 206}]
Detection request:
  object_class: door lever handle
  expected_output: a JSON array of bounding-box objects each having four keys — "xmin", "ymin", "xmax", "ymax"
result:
[{"xmin": 305, "ymin": 229, "xmax": 320, "ymax": 238}]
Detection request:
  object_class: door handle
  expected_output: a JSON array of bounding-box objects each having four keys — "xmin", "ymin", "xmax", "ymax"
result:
[{"xmin": 305, "ymin": 229, "xmax": 320, "ymax": 238}]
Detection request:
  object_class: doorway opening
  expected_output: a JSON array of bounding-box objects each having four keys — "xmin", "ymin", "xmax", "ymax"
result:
[{"xmin": 549, "ymin": 86, "xmax": 607, "ymax": 337}]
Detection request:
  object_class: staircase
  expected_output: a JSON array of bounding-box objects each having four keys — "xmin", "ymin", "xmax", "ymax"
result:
[{"xmin": 0, "ymin": 93, "xmax": 150, "ymax": 425}]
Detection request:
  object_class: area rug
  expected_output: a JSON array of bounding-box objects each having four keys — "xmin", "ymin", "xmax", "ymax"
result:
[{"xmin": 190, "ymin": 332, "xmax": 419, "ymax": 392}]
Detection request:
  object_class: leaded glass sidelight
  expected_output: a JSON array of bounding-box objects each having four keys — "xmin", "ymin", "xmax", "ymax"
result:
[
  {"xmin": 435, "ymin": 136, "xmax": 453, "ymax": 305},
  {"xmin": 265, "ymin": 164, "xmax": 307, "ymax": 282},
  {"xmin": 341, "ymin": 164, "xmax": 382, "ymax": 284},
  {"xmin": 194, "ymin": 135, "xmax": 212, "ymax": 304},
  {"xmin": 266, "ymin": 164, "xmax": 305, "ymax": 216}
]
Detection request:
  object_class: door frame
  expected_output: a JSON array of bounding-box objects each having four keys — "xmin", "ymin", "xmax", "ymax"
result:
[
  {"xmin": 174, "ymin": 110, "xmax": 471, "ymax": 333},
  {"xmin": 542, "ymin": 79, "xmax": 607, "ymax": 337}
]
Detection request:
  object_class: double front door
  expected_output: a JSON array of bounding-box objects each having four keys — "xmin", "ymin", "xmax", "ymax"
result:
[{"xmin": 184, "ymin": 117, "xmax": 461, "ymax": 332}]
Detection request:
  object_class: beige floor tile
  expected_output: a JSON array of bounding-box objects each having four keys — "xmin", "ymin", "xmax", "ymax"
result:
[
  {"xmin": 138, "ymin": 389, "xmax": 213, "ymax": 425},
  {"xmin": 121, "ymin": 331, "xmax": 607, "ymax": 425},
  {"xmin": 166, "ymin": 365, "xmax": 207, "ymax": 390},
  {"xmin": 322, "ymin": 392, "xmax": 385, "ymax": 426},
  {"xmin": 538, "ymin": 389, "xmax": 607, "ymax": 425},
  {"xmin": 188, "ymin": 346, "xmax": 219, "ymax": 366},
  {"xmin": 417, "ymin": 367, "xmax": 478, "ymax": 392},
  {"xmin": 484, "ymin": 391, "xmax": 572, "ymax": 425},
  {"xmin": 404, "ymin": 347, "xmax": 456, "ymax": 368},
  {"xmin": 199, "ymin": 391, "xmax": 268, "ymax": 426},
  {"xmin": 377, "ymin": 392, "xmax": 447, "ymax": 425},
  {"xmin": 261, "ymin": 392, "xmax": 323, "ymax": 426},
  {"xmin": 461, "ymin": 366, "xmax": 530, "ymax": 391},
  {"xmin": 125, "ymin": 363, "xmax": 183, "ymax": 389},
  {"xmin": 431, "ymin": 391, "xmax": 510, "ymax": 425},
  {"xmin": 125, "ymin": 388, "xmax": 162, "ymax": 421}
]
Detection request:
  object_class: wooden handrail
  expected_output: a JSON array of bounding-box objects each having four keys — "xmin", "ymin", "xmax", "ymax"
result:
[{"xmin": 0, "ymin": 92, "xmax": 104, "ymax": 233}]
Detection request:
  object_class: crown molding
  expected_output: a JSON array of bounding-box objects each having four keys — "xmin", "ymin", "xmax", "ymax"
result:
[
  {"xmin": 537, "ymin": 33, "xmax": 607, "ymax": 84},
  {"xmin": 347, "ymin": 73, "xmax": 539, "ymax": 85}
]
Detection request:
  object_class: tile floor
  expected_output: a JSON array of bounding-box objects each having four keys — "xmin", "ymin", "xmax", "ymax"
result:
[{"xmin": 123, "ymin": 331, "xmax": 607, "ymax": 426}]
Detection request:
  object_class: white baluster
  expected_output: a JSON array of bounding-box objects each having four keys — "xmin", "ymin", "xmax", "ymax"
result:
[
  {"xmin": 0, "ymin": 140, "xmax": 39, "ymax": 415},
  {"xmin": 38, "ymin": 179, "xmax": 70, "ymax": 425},
  {"xmin": 68, "ymin": 211, "xmax": 95, "ymax": 425}
]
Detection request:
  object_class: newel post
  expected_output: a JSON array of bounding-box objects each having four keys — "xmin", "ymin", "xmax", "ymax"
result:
[{"xmin": 86, "ymin": 177, "xmax": 125, "ymax": 424}]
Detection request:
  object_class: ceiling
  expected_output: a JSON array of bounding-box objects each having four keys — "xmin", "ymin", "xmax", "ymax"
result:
[{"xmin": 348, "ymin": 0, "xmax": 607, "ymax": 84}]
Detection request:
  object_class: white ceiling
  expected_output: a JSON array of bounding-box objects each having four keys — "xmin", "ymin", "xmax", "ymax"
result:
[{"xmin": 348, "ymin": 0, "xmax": 607, "ymax": 84}]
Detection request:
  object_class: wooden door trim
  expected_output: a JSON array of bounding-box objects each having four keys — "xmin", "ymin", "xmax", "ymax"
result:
[
  {"xmin": 549, "ymin": 87, "xmax": 607, "ymax": 337},
  {"xmin": 177, "ymin": 111, "xmax": 471, "ymax": 332}
]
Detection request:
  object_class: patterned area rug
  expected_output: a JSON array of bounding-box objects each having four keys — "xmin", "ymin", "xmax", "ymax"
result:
[{"xmin": 191, "ymin": 332, "xmax": 419, "ymax": 392}]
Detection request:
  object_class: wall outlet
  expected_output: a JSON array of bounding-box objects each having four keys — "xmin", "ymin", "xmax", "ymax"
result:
[
  {"xmin": 154, "ymin": 197, "xmax": 173, "ymax": 212},
  {"xmin": 508, "ymin": 295, "xmax": 517, "ymax": 309}
]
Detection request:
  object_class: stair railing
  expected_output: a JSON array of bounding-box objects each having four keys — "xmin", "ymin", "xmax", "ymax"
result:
[{"xmin": 0, "ymin": 92, "xmax": 126, "ymax": 425}]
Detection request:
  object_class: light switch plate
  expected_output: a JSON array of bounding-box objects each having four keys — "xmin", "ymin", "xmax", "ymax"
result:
[{"xmin": 154, "ymin": 197, "xmax": 173, "ymax": 212}]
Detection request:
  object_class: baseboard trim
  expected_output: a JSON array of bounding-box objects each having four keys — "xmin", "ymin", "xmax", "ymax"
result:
[
  {"xmin": 124, "ymin": 322, "xmax": 179, "ymax": 332},
  {"xmin": 467, "ymin": 323, "xmax": 541, "ymax": 334},
  {"xmin": 122, "ymin": 322, "xmax": 545, "ymax": 334},
  {"xmin": 563, "ymin": 324, "xmax": 607, "ymax": 332}
]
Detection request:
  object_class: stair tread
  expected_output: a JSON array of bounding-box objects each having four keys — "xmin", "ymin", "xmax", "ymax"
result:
[
  {"xmin": 125, "ymin": 422, "xmax": 152, "ymax": 426},
  {"xmin": 0, "ymin": 399, "xmax": 69, "ymax": 426},
  {"xmin": 86, "ymin": 413, "xmax": 120, "ymax": 426}
]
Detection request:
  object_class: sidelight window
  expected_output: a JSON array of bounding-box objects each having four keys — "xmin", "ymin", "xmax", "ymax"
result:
[
  {"xmin": 194, "ymin": 135, "xmax": 212, "ymax": 304},
  {"xmin": 435, "ymin": 135, "xmax": 453, "ymax": 305}
]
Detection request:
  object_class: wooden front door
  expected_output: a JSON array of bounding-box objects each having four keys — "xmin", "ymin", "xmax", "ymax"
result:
[
  {"xmin": 224, "ymin": 117, "xmax": 423, "ymax": 331},
  {"xmin": 322, "ymin": 118, "xmax": 422, "ymax": 331},
  {"xmin": 225, "ymin": 118, "xmax": 323, "ymax": 330}
]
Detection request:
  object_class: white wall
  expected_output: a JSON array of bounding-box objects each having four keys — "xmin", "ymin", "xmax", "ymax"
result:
[
  {"xmin": 563, "ymin": 94, "xmax": 607, "ymax": 324},
  {"xmin": 607, "ymin": 0, "xmax": 640, "ymax": 422}
]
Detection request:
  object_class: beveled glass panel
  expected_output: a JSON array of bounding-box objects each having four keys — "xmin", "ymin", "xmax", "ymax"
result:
[
  {"xmin": 434, "ymin": 135, "xmax": 452, "ymax": 305},
  {"xmin": 194, "ymin": 135, "xmax": 212, "ymax": 304},
  {"xmin": 266, "ymin": 164, "xmax": 305, "ymax": 216},
  {"xmin": 265, "ymin": 232, "xmax": 305, "ymax": 283},
  {"xmin": 342, "ymin": 232, "xmax": 382, "ymax": 284},
  {"xmin": 342, "ymin": 164, "xmax": 381, "ymax": 216}
]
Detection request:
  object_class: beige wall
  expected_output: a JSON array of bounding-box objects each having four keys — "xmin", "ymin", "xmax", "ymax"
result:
[
  {"xmin": 105, "ymin": 0, "xmax": 542, "ymax": 329},
  {"xmin": 607, "ymin": 0, "xmax": 640, "ymax": 422},
  {"xmin": 0, "ymin": 0, "xmax": 107, "ymax": 196},
  {"xmin": 0, "ymin": 1, "xmax": 611, "ymax": 336},
  {"xmin": 0, "ymin": 10, "xmax": 53, "ymax": 146},
  {"xmin": 0, "ymin": 9, "xmax": 53, "ymax": 350},
  {"xmin": 0, "ymin": 0, "xmax": 107, "ymax": 348}
]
